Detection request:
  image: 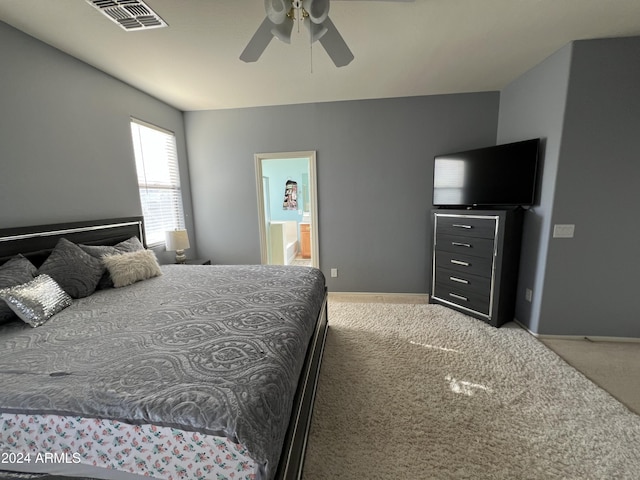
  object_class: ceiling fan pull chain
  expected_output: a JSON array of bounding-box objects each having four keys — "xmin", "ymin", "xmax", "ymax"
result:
[{"xmin": 310, "ymin": 22, "xmax": 314, "ymax": 74}]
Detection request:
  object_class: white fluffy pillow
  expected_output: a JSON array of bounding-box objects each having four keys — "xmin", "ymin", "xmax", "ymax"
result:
[{"xmin": 102, "ymin": 249, "xmax": 162, "ymax": 288}]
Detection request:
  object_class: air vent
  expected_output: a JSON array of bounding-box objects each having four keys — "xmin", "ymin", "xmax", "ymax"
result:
[{"xmin": 86, "ymin": 0, "xmax": 167, "ymax": 31}]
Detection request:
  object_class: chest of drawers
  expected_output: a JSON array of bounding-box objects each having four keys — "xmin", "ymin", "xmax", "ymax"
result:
[{"xmin": 430, "ymin": 209, "xmax": 523, "ymax": 327}]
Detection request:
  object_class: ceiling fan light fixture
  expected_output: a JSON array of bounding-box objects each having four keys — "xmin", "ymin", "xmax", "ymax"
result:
[
  {"xmin": 305, "ymin": 20, "xmax": 328, "ymax": 43},
  {"xmin": 265, "ymin": 0, "xmax": 288, "ymax": 24},
  {"xmin": 271, "ymin": 18, "xmax": 294, "ymax": 43},
  {"xmin": 303, "ymin": 0, "xmax": 330, "ymax": 24},
  {"xmin": 244, "ymin": 0, "xmax": 406, "ymax": 67}
]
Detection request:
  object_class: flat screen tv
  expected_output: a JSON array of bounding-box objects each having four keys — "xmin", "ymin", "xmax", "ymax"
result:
[{"xmin": 433, "ymin": 138, "xmax": 540, "ymax": 207}]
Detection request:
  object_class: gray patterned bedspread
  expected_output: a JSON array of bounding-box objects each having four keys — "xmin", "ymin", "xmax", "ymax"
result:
[{"xmin": 0, "ymin": 264, "xmax": 326, "ymax": 480}]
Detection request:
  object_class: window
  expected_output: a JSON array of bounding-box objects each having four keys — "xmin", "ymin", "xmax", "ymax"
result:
[{"xmin": 130, "ymin": 119, "xmax": 185, "ymax": 246}]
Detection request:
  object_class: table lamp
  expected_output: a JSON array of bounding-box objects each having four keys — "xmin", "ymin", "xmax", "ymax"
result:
[{"xmin": 165, "ymin": 229, "xmax": 190, "ymax": 264}]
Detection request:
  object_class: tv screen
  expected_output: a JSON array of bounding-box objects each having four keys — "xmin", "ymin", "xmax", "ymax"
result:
[{"xmin": 433, "ymin": 138, "xmax": 540, "ymax": 207}]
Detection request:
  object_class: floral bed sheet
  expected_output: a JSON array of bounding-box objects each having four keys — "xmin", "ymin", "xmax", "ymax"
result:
[{"xmin": 1, "ymin": 413, "xmax": 258, "ymax": 480}]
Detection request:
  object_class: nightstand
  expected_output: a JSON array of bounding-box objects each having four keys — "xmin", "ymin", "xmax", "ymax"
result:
[{"xmin": 183, "ymin": 259, "xmax": 211, "ymax": 265}]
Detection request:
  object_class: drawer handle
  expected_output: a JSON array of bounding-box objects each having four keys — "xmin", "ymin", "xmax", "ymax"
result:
[
  {"xmin": 450, "ymin": 259, "xmax": 470, "ymax": 267},
  {"xmin": 450, "ymin": 276, "xmax": 469, "ymax": 284},
  {"xmin": 452, "ymin": 242, "xmax": 472, "ymax": 248},
  {"xmin": 449, "ymin": 293, "xmax": 469, "ymax": 302},
  {"xmin": 453, "ymin": 224, "xmax": 472, "ymax": 229}
]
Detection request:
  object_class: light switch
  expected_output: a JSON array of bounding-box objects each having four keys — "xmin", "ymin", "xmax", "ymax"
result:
[{"xmin": 553, "ymin": 224, "xmax": 575, "ymax": 238}]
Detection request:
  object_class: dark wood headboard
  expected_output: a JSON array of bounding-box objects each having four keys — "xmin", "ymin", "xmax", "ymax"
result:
[{"xmin": 0, "ymin": 217, "xmax": 145, "ymax": 267}]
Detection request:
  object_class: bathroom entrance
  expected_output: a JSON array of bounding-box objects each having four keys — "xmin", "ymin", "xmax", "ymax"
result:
[{"xmin": 255, "ymin": 151, "xmax": 319, "ymax": 268}]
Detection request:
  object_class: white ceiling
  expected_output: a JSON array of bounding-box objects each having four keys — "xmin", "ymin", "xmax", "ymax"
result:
[{"xmin": 1, "ymin": 0, "xmax": 639, "ymax": 111}]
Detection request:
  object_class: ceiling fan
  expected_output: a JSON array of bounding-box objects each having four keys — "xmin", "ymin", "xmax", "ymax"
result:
[{"xmin": 240, "ymin": 0, "xmax": 414, "ymax": 67}]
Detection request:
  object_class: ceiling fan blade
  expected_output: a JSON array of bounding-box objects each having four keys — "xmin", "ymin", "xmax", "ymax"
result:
[
  {"xmin": 240, "ymin": 17, "xmax": 275, "ymax": 63},
  {"xmin": 318, "ymin": 16, "xmax": 354, "ymax": 67}
]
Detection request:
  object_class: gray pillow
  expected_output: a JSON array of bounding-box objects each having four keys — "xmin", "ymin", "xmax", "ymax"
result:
[
  {"xmin": 0, "ymin": 274, "xmax": 72, "ymax": 327},
  {"xmin": 79, "ymin": 235, "xmax": 144, "ymax": 258},
  {"xmin": 103, "ymin": 249, "xmax": 162, "ymax": 288},
  {"xmin": 79, "ymin": 236, "xmax": 145, "ymax": 289},
  {"xmin": 38, "ymin": 238, "xmax": 105, "ymax": 299},
  {"xmin": 0, "ymin": 254, "xmax": 37, "ymax": 323}
]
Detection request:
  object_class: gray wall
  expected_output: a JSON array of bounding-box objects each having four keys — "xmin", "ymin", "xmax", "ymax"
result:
[
  {"xmin": 540, "ymin": 37, "xmax": 640, "ymax": 337},
  {"xmin": 497, "ymin": 43, "xmax": 573, "ymax": 332},
  {"xmin": 185, "ymin": 94, "xmax": 500, "ymax": 292},
  {"xmin": 0, "ymin": 21, "xmax": 194, "ymax": 263},
  {"xmin": 498, "ymin": 36, "xmax": 640, "ymax": 338}
]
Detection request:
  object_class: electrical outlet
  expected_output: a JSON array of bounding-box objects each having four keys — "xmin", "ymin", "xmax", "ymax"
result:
[
  {"xmin": 330, "ymin": 268, "xmax": 338, "ymax": 278},
  {"xmin": 525, "ymin": 288, "xmax": 533, "ymax": 302}
]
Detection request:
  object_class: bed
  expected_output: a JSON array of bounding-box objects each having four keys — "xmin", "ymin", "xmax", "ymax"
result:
[{"xmin": 0, "ymin": 217, "xmax": 328, "ymax": 480}]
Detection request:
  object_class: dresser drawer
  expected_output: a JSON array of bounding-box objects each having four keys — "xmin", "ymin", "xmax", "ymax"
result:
[
  {"xmin": 435, "ymin": 233, "xmax": 495, "ymax": 259},
  {"xmin": 434, "ymin": 215, "xmax": 497, "ymax": 239},
  {"xmin": 435, "ymin": 267, "xmax": 491, "ymax": 296},
  {"xmin": 433, "ymin": 283, "xmax": 490, "ymax": 316},
  {"xmin": 434, "ymin": 250, "xmax": 493, "ymax": 278}
]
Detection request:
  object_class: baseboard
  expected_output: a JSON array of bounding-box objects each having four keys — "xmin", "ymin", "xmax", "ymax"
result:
[
  {"xmin": 540, "ymin": 334, "xmax": 640, "ymax": 343},
  {"xmin": 328, "ymin": 292, "xmax": 429, "ymax": 304},
  {"xmin": 514, "ymin": 318, "xmax": 640, "ymax": 343}
]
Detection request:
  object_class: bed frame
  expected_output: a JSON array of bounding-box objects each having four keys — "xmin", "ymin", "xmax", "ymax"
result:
[
  {"xmin": 0, "ymin": 217, "xmax": 329, "ymax": 480},
  {"xmin": 0, "ymin": 217, "xmax": 146, "ymax": 267}
]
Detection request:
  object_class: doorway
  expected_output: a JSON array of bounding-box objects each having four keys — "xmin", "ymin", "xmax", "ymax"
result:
[{"xmin": 255, "ymin": 151, "xmax": 319, "ymax": 268}]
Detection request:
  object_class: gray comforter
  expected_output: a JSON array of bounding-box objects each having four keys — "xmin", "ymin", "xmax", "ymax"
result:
[{"xmin": 0, "ymin": 264, "xmax": 326, "ymax": 480}]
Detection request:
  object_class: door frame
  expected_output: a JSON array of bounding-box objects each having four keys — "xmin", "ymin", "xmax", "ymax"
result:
[{"xmin": 254, "ymin": 151, "xmax": 319, "ymax": 268}]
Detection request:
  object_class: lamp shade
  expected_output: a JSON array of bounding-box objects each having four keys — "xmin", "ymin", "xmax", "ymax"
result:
[
  {"xmin": 265, "ymin": 0, "xmax": 288, "ymax": 24},
  {"xmin": 305, "ymin": 20, "xmax": 328, "ymax": 43},
  {"xmin": 165, "ymin": 229, "xmax": 190, "ymax": 251},
  {"xmin": 271, "ymin": 18, "xmax": 294, "ymax": 43},
  {"xmin": 303, "ymin": 0, "xmax": 329, "ymax": 24}
]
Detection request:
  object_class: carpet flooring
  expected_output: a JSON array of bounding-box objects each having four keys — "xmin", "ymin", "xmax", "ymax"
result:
[
  {"xmin": 302, "ymin": 302, "xmax": 640, "ymax": 479},
  {"xmin": 540, "ymin": 337, "xmax": 640, "ymax": 415}
]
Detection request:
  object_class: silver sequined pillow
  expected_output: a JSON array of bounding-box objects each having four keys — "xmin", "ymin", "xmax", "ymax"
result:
[{"xmin": 0, "ymin": 274, "xmax": 72, "ymax": 327}]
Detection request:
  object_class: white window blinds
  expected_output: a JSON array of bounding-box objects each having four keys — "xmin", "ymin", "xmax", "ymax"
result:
[{"xmin": 130, "ymin": 119, "xmax": 185, "ymax": 246}]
